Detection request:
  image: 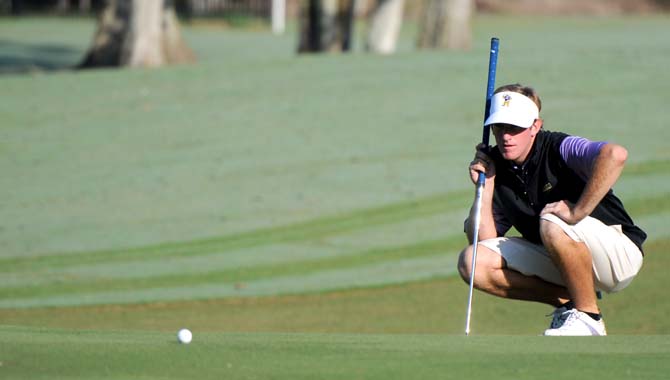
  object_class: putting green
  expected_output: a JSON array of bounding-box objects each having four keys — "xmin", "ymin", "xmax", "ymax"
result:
[{"xmin": 1, "ymin": 326, "xmax": 669, "ymax": 380}]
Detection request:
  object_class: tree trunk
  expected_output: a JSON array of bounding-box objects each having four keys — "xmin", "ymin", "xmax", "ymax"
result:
[
  {"xmin": 444, "ymin": 0, "xmax": 473, "ymax": 50},
  {"xmin": 79, "ymin": 0, "xmax": 195, "ymax": 69},
  {"xmin": 56, "ymin": 0, "xmax": 70, "ymax": 13},
  {"xmin": 79, "ymin": 0, "xmax": 92, "ymax": 12},
  {"xmin": 417, "ymin": 0, "xmax": 473, "ymax": 50},
  {"xmin": 297, "ymin": 0, "xmax": 356, "ymax": 53},
  {"xmin": 11, "ymin": 0, "xmax": 23, "ymax": 15},
  {"xmin": 365, "ymin": 0, "xmax": 405, "ymax": 55}
]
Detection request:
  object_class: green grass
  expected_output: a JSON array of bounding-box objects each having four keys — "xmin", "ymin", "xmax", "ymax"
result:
[
  {"xmin": 0, "ymin": 237, "xmax": 668, "ymax": 336},
  {"xmin": 1, "ymin": 14, "xmax": 670, "ymax": 379},
  {"xmin": 2, "ymin": 326, "xmax": 669, "ymax": 380}
]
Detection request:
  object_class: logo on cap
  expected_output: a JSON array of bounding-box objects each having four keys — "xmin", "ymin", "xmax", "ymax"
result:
[{"xmin": 502, "ymin": 94, "xmax": 511, "ymax": 107}]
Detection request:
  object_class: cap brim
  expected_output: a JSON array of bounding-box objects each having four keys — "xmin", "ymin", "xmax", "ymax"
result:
[{"xmin": 484, "ymin": 110, "xmax": 535, "ymax": 129}]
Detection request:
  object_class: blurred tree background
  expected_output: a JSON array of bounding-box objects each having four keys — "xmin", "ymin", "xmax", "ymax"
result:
[
  {"xmin": 2, "ymin": 0, "xmax": 668, "ymax": 17},
  {"xmin": 78, "ymin": 0, "xmax": 196, "ymax": 68},
  {"xmin": 1, "ymin": 0, "xmax": 668, "ymax": 70}
]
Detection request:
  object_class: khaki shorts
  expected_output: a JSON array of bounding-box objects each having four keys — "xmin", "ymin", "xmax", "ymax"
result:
[{"xmin": 479, "ymin": 214, "xmax": 643, "ymax": 293}]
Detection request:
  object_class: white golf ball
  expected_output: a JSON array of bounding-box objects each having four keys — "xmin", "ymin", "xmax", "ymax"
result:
[{"xmin": 177, "ymin": 328, "xmax": 192, "ymax": 344}]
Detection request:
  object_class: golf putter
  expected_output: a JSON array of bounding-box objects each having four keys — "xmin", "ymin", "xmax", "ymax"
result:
[{"xmin": 465, "ymin": 37, "xmax": 499, "ymax": 336}]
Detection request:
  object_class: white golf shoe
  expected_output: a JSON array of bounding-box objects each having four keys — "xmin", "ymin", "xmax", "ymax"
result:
[{"xmin": 543, "ymin": 309, "xmax": 607, "ymax": 336}]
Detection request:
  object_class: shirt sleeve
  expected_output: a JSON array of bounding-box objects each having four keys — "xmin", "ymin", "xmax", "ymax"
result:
[{"xmin": 559, "ymin": 136, "xmax": 606, "ymax": 181}]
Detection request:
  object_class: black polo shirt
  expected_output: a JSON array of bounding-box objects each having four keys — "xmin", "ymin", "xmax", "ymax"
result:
[{"xmin": 490, "ymin": 130, "xmax": 646, "ymax": 251}]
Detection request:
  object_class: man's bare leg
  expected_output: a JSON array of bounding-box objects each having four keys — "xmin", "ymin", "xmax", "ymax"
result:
[
  {"xmin": 457, "ymin": 244, "xmax": 570, "ymax": 307},
  {"xmin": 539, "ymin": 219, "xmax": 598, "ymax": 314}
]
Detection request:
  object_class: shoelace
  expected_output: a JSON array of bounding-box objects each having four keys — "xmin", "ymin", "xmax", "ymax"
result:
[{"xmin": 547, "ymin": 307, "xmax": 569, "ymax": 329}]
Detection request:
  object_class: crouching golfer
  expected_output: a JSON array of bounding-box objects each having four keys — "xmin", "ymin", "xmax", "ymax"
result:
[{"xmin": 458, "ymin": 83, "xmax": 646, "ymax": 336}]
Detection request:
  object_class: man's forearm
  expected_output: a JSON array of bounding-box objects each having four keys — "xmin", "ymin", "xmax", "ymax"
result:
[{"xmin": 573, "ymin": 143, "xmax": 627, "ymax": 220}]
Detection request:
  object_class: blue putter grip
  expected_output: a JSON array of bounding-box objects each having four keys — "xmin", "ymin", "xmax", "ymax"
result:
[
  {"xmin": 483, "ymin": 37, "xmax": 499, "ymax": 146},
  {"xmin": 477, "ymin": 38, "xmax": 499, "ymax": 185}
]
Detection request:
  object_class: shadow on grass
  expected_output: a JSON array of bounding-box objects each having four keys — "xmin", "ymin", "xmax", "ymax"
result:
[{"xmin": 0, "ymin": 39, "xmax": 83, "ymax": 75}]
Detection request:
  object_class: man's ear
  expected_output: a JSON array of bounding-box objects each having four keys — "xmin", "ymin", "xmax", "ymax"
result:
[{"xmin": 530, "ymin": 118, "xmax": 543, "ymax": 136}]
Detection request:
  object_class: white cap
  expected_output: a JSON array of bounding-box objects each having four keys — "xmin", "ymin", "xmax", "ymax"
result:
[{"xmin": 484, "ymin": 91, "xmax": 539, "ymax": 128}]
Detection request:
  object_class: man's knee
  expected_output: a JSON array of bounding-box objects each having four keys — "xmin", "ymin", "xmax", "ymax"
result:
[
  {"xmin": 458, "ymin": 244, "xmax": 499, "ymax": 284},
  {"xmin": 539, "ymin": 216, "xmax": 566, "ymax": 247},
  {"xmin": 457, "ymin": 245, "xmax": 474, "ymax": 283}
]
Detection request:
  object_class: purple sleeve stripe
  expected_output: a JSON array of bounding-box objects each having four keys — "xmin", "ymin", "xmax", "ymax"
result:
[{"xmin": 559, "ymin": 136, "xmax": 606, "ymax": 181}]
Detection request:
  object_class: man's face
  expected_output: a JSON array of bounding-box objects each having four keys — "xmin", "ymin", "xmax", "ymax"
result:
[{"xmin": 492, "ymin": 120, "xmax": 541, "ymax": 164}]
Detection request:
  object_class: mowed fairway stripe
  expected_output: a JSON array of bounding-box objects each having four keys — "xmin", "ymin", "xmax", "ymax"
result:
[
  {"xmin": 0, "ymin": 190, "xmax": 471, "ymax": 308},
  {"xmin": 0, "ymin": 236, "xmax": 464, "ymax": 300},
  {"xmin": 2, "ymin": 164, "xmax": 666, "ymax": 276},
  {"xmin": 0, "ymin": 191, "xmax": 470, "ymax": 271},
  {"xmin": 2, "ymin": 173, "xmax": 669, "ymax": 307},
  {"xmin": 622, "ymin": 159, "xmax": 670, "ymax": 177},
  {"xmin": 0, "ymin": 253, "xmax": 458, "ymax": 308},
  {"xmin": 0, "ymin": 212, "xmax": 465, "ymax": 288}
]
